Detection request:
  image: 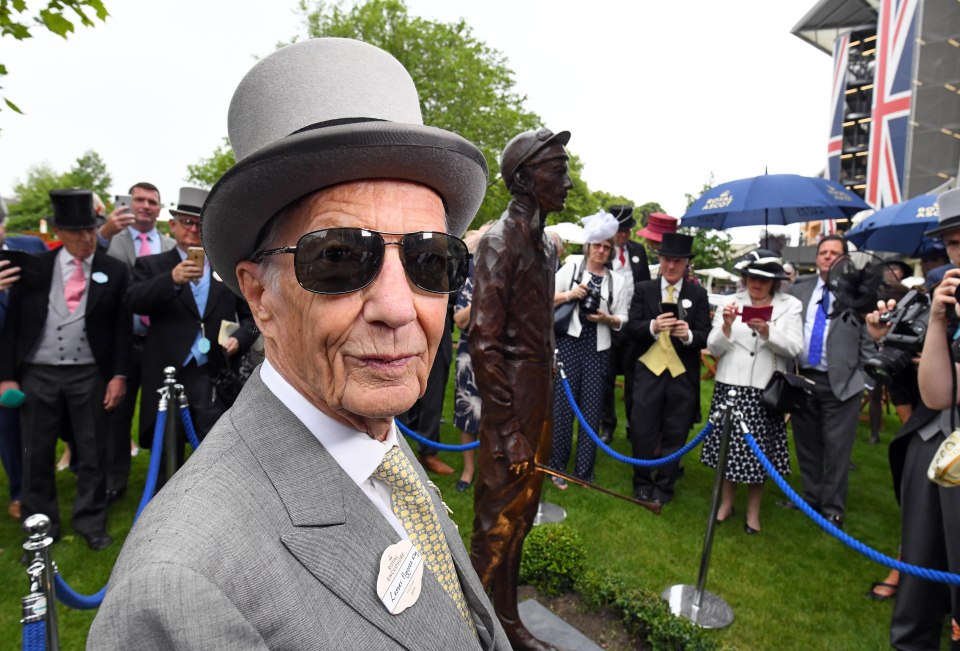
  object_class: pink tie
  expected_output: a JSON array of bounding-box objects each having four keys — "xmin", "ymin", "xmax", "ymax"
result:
[
  {"xmin": 137, "ymin": 232, "xmax": 151, "ymax": 257},
  {"xmin": 137, "ymin": 233, "xmax": 152, "ymax": 327},
  {"xmin": 64, "ymin": 259, "xmax": 85, "ymax": 314}
]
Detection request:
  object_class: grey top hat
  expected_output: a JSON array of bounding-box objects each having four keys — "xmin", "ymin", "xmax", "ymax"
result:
[
  {"xmin": 170, "ymin": 187, "xmax": 209, "ymax": 219},
  {"xmin": 202, "ymin": 38, "xmax": 489, "ymax": 296},
  {"xmin": 928, "ymin": 187, "xmax": 960, "ymax": 237}
]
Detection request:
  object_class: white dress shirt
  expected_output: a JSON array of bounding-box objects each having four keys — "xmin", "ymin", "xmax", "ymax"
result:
[
  {"xmin": 57, "ymin": 247, "xmax": 94, "ymax": 284},
  {"xmin": 260, "ymin": 359, "xmax": 407, "ymax": 539}
]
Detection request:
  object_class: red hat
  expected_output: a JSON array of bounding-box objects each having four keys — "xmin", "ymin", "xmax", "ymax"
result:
[{"xmin": 636, "ymin": 212, "xmax": 678, "ymax": 243}]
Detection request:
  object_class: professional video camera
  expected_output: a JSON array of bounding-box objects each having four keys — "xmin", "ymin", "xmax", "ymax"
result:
[{"xmin": 864, "ymin": 289, "xmax": 931, "ymax": 385}]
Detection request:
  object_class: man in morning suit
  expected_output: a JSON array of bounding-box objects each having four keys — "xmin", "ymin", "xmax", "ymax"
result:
[
  {"xmin": 89, "ymin": 38, "xmax": 508, "ymax": 649},
  {"xmin": 787, "ymin": 234, "xmax": 874, "ymax": 528},
  {"xmin": 600, "ymin": 205, "xmax": 651, "ymax": 443},
  {"xmin": 0, "ymin": 189, "xmax": 131, "ymax": 550},
  {"xmin": 869, "ymin": 188, "xmax": 960, "ymax": 649},
  {"xmin": 127, "ymin": 186, "xmax": 256, "ymax": 483},
  {"xmin": 0, "ymin": 200, "xmax": 48, "ymax": 521},
  {"xmin": 97, "ymin": 181, "xmax": 176, "ymax": 503},
  {"xmin": 627, "ymin": 232, "xmax": 710, "ymax": 505}
]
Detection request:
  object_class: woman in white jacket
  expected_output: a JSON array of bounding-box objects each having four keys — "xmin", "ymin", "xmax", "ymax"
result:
[
  {"xmin": 549, "ymin": 213, "xmax": 630, "ymax": 487},
  {"xmin": 700, "ymin": 250, "xmax": 804, "ymax": 533}
]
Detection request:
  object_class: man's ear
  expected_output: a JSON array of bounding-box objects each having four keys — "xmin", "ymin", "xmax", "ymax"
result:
[{"xmin": 236, "ymin": 261, "xmax": 273, "ymax": 330}]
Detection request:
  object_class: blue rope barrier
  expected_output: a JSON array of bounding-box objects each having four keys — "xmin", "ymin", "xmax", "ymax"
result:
[
  {"xmin": 22, "ymin": 618, "xmax": 44, "ymax": 651},
  {"xmin": 559, "ymin": 375, "xmax": 713, "ymax": 467},
  {"xmin": 54, "ymin": 406, "xmax": 170, "ymax": 610},
  {"xmin": 744, "ymin": 430, "xmax": 960, "ymax": 586},
  {"xmin": 179, "ymin": 405, "xmax": 201, "ymax": 450},
  {"xmin": 396, "ymin": 419, "xmax": 479, "ymax": 451}
]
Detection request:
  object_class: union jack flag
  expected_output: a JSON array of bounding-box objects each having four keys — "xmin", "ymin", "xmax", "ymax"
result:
[
  {"xmin": 866, "ymin": 0, "xmax": 919, "ymax": 208},
  {"xmin": 826, "ymin": 33, "xmax": 850, "ymax": 183}
]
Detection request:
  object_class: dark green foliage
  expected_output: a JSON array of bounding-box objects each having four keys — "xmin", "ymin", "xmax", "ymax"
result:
[
  {"xmin": 519, "ymin": 523, "xmax": 586, "ymax": 597},
  {"xmin": 6, "ymin": 150, "xmax": 112, "ymax": 232}
]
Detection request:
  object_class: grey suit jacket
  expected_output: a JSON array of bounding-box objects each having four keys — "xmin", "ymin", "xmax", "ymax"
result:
[
  {"xmin": 88, "ymin": 371, "xmax": 508, "ymax": 650},
  {"xmin": 105, "ymin": 228, "xmax": 176, "ymax": 267},
  {"xmin": 790, "ymin": 275, "xmax": 876, "ymax": 402}
]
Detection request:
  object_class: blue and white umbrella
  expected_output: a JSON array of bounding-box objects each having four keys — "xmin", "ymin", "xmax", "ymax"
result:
[
  {"xmin": 681, "ymin": 174, "xmax": 870, "ymax": 230},
  {"xmin": 844, "ymin": 194, "xmax": 939, "ymax": 256}
]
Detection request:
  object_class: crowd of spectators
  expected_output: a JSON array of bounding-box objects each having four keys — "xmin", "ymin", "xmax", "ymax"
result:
[{"xmin": 2, "ymin": 182, "xmax": 960, "ymax": 647}]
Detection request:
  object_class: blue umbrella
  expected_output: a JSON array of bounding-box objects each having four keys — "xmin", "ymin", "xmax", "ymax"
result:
[
  {"xmin": 681, "ymin": 174, "xmax": 870, "ymax": 230},
  {"xmin": 844, "ymin": 194, "xmax": 939, "ymax": 256}
]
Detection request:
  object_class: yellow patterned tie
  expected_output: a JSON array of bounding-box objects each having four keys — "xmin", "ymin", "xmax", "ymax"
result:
[
  {"xmin": 373, "ymin": 446, "xmax": 473, "ymax": 627},
  {"xmin": 639, "ymin": 284, "xmax": 686, "ymax": 377}
]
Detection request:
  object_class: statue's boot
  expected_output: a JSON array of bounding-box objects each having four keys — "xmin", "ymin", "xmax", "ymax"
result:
[{"xmin": 493, "ymin": 549, "xmax": 558, "ymax": 651}]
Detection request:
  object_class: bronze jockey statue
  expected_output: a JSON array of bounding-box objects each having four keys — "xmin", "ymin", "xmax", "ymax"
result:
[{"xmin": 469, "ymin": 128, "xmax": 572, "ymax": 651}]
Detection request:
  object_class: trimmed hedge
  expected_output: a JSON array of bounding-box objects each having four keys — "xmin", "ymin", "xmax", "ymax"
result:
[{"xmin": 521, "ymin": 523, "xmax": 721, "ymax": 651}]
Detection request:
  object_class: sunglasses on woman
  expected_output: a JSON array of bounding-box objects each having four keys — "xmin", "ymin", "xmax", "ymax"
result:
[{"xmin": 252, "ymin": 227, "xmax": 470, "ymax": 295}]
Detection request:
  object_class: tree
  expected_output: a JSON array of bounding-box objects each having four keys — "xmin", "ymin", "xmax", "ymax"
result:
[
  {"xmin": 6, "ymin": 149, "xmax": 112, "ymax": 231},
  {"xmin": 187, "ymin": 0, "xmax": 626, "ymax": 227},
  {"xmin": 680, "ymin": 173, "xmax": 735, "ymax": 268},
  {"xmin": 1, "ymin": 0, "xmax": 109, "ymax": 118}
]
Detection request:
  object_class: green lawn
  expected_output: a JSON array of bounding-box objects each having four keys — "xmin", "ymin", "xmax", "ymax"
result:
[{"xmin": 0, "ymin": 372, "xmax": 913, "ymax": 650}]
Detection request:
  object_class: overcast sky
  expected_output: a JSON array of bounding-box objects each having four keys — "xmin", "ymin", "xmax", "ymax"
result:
[{"xmin": 0, "ymin": 0, "xmax": 830, "ymax": 243}]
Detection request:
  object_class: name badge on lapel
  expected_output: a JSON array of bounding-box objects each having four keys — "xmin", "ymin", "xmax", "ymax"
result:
[
  {"xmin": 91, "ymin": 272, "xmax": 108, "ymax": 284},
  {"xmin": 377, "ymin": 539, "xmax": 423, "ymax": 615},
  {"xmin": 213, "ymin": 271, "xmax": 223, "ymax": 283},
  {"xmin": 631, "ymin": 256, "xmax": 640, "ymax": 264}
]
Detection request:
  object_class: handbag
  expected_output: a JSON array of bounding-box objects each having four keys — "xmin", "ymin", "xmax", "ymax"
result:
[
  {"xmin": 761, "ymin": 361, "xmax": 815, "ymax": 416},
  {"xmin": 553, "ymin": 262, "xmax": 585, "ymax": 335},
  {"xmin": 213, "ymin": 350, "xmax": 257, "ymax": 408}
]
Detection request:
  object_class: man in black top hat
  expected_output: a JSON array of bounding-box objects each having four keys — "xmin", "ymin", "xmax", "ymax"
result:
[
  {"xmin": 601, "ymin": 205, "xmax": 650, "ymax": 443},
  {"xmin": 626, "ymin": 232, "xmax": 710, "ymax": 505},
  {"xmin": 0, "ymin": 189, "xmax": 131, "ymax": 549}
]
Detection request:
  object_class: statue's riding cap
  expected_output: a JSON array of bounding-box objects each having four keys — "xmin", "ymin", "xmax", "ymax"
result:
[{"xmin": 202, "ymin": 38, "xmax": 489, "ymax": 295}]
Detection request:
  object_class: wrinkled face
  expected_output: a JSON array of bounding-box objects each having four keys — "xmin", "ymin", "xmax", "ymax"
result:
[
  {"xmin": 746, "ymin": 275, "xmax": 774, "ymax": 301},
  {"xmin": 527, "ymin": 144, "xmax": 573, "ymax": 213},
  {"xmin": 943, "ymin": 228, "xmax": 960, "ymax": 267},
  {"xmin": 659, "ymin": 254, "xmax": 687, "ymax": 285},
  {"xmin": 587, "ymin": 240, "xmax": 612, "ymax": 266},
  {"xmin": 256, "ymin": 180, "xmax": 447, "ymax": 426},
  {"xmin": 816, "ymin": 239, "xmax": 845, "ymax": 278},
  {"xmin": 169, "ymin": 215, "xmax": 202, "ymax": 249},
  {"xmin": 131, "ymin": 187, "xmax": 161, "ymax": 233},
  {"xmin": 54, "ymin": 226, "xmax": 97, "ymax": 259}
]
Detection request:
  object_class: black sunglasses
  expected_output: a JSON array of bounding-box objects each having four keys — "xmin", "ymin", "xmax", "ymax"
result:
[{"xmin": 252, "ymin": 228, "xmax": 470, "ymax": 295}]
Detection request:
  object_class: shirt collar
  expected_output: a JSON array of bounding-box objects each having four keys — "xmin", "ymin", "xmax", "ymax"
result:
[
  {"xmin": 660, "ymin": 276, "xmax": 683, "ymax": 293},
  {"xmin": 57, "ymin": 247, "xmax": 94, "ymax": 274},
  {"xmin": 259, "ymin": 358, "xmax": 398, "ymax": 487},
  {"xmin": 128, "ymin": 226, "xmax": 158, "ymax": 242}
]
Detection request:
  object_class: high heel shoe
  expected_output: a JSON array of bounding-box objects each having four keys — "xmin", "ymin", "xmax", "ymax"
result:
[{"xmin": 743, "ymin": 522, "xmax": 760, "ymax": 535}]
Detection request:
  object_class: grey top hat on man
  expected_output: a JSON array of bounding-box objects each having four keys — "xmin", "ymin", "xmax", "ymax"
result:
[
  {"xmin": 202, "ymin": 37, "xmax": 489, "ymax": 296},
  {"xmin": 928, "ymin": 187, "xmax": 960, "ymax": 237},
  {"xmin": 169, "ymin": 187, "xmax": 210, "ymax": 219}
]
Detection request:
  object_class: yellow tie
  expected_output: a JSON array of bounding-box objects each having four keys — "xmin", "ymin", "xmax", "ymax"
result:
[
  {"xmin": 639, "ymin": 284, "xmax": 686, "ymax": 378},
  {"xmin": 373, "ymin": 447, "xmax": 473, "ymax": 627}
]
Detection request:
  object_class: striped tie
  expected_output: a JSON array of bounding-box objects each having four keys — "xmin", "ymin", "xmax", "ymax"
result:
[{"xmin": 373, "ymin": 446, "xmax": 473, "ymax": 627}]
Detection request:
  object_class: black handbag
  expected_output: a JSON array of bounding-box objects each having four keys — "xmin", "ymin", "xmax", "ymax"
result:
[
  {"xmin": 213, "ymin": 350, "xmax": 256, "ymax": 408},
  {"xmin": 762, "ymin": 368, "xmax": 815, "ymax": 415},
  {"xmin": 554, "ymin": 262, "xmax": 585, "ymax": 335}
]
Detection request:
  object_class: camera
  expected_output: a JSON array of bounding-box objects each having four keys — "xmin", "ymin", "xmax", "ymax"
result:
[
  {"xmin": 581, "ymin": 284, "xmax": 602, "ymax": 314},
  {"xmin": 864, "ymin": 289, "xmax": 930, "ymax": 385}
]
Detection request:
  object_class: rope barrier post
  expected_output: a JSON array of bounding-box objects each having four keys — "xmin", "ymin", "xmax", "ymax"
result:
[
  {"xmin": 161, "ymin": 367, "xmax": 180, "ymax": 480},
  {"xmin": 662, "ymin": 389, "xmax": 736, "ymax": 629},
  {"xmin": 535, "ymin": 356, "xmax": 567, "ymax": 525},
  {"xmin": 22, "ymin": 514, "xmax": 59, "ymax": 651}
]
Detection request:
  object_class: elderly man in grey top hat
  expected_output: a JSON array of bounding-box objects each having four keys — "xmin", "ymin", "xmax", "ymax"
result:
[
  {"xmin": 90, "ymin": 38, "xmax": 508, "ymax": 650},
  {"xmin": 867, "ymin": 187, "xmax": 960, "ymax": 650}
]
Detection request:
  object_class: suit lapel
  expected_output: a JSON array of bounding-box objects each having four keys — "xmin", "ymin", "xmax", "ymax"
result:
[
  {"xmin": 85, "ymin": 251, "xmax": 109, "ymax": 315},
  {"xmin": 165, "ymin": 249, "xmax": 201, "ymax": 318},
  {"xmin": 234, "ymin": 376, "xmax": 481, "ymax": 650},
  {"xmin": 646, "ymin": 280, "xmax": 661, "ymax": 316}
]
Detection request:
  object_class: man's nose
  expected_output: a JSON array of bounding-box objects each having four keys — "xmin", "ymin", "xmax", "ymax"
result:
[{"xmin": 361, "ymin": 245, "xmax": 417, "ymax": 328}]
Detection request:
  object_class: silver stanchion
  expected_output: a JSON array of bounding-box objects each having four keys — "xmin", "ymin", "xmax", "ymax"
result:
[
  {"xmin": 661, "ymin": 389, "xmax": 736, "ymax": 629},
  {"xmin": 22, "ymin": 513, "xmax": 60, "ymax": 650},
  {"xmin": 161, "ymin": 367, "xmax": 179, "ymax": 480}
]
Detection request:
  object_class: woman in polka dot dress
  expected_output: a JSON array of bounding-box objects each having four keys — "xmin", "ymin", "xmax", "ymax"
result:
[
  {"xmin": 549, "ymin": 212, "xmax": 630, "ymax": 486},
  {"xmin": 700, "ymin": 250, "xmax": 804, "ymax": 533}
]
